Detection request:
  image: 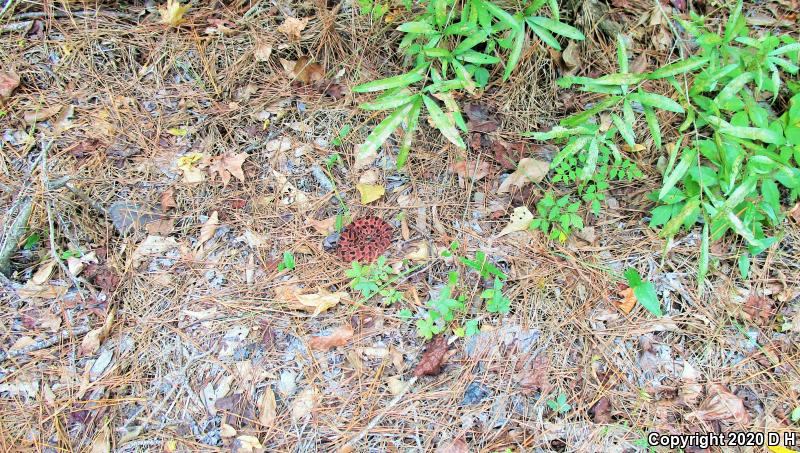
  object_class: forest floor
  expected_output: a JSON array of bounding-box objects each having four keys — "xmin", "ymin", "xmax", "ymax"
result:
[{"xmin": 1, "ymin": 1, "xmax": 799, "ymax": 452}]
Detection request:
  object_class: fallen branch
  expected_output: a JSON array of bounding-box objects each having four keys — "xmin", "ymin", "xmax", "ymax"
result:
[
  {"xmin": 0, "ymin": 325, "xmax": 90, "ymax": 363},
  {"xmin": 0, "ymin": 196, "xmax": 33, "ymax": 277}
]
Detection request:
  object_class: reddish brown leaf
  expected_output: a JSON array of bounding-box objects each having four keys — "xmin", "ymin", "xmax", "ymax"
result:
[
  {"xmin": 589, "ymin": 396, "xmax": 612, "ymax": 423},
  {"xmin": 308, "ymin": 326, "xmax": 354, "ymax": 351},
  {"xmin": 0, "ymin": 71, "xmax": 20, "ymax": 100},
  {"xmin": 516, "ymin": 354, "xmax": 550, "ymax": 395},
  {"xmin": 84, "ymin": 264, "xmax": 121, "ymax": 294},
  {"xmin": 323, "ymin": 82, "xmax": 346, "ymax": 100},
  {"xmin": 742, "ymin": 294, "xmax": 774, "ymax": 326},
  {"xmin": 67, "ymin": 138, "xmax": 105, "ymax": 159},
  {"xmin": 160, "ymin": 188, "xmax": 177, "ymax": 212},
  {"xmin": 413, "ymin": 336, "xmax": 448, "ymax": 377}
]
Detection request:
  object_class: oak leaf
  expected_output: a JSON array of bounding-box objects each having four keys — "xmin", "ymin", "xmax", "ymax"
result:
[{"xmin": 206, "ymin": 152, "xmax": 248, "ymax": 186}]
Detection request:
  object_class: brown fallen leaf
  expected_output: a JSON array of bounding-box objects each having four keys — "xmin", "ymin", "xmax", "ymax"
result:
[
  {"xmin": 276, "ymin": 285, "xmax": 347, "ymax": 316},
  {"xmin": 80, "ymin": 310, "xmax": 115, "ymax": 356},
  {"xmin": 413, "ymin": 335, "xmax": 448, "ymax": 377},
  {"xmin": 24, "ymin": 104, "xmax": 62, "ymax": 124},
  {"xmin": 290, "ymin": 387, "xmax": 317, "ymax": 421},
  {"xmin": 281, "ymin": 56, "xmax": 324, "ymax": 84},
  {"xmin": 789, "ymin": 202, "xmax": 800, "ymax": 223},
  {"xmin": 195, "ymin": 211, "xmax": 219, "ymax": 250},
  {"xmin": 497, "ymin": 157, "xmax": 550, "ymax": 193},
  {"xmin": 0, "ymin": 70, "xmax": 20, "ymax": 100},
  {"xmin": 678, "ymin": 362, "xmax": 702, "ymax": 406},
  {"xmin": 160, "ymin": 187, "xmax": 176, "ymax": 212},
  {"xmin": 278, "ymin": 16, "xmax": 308, "ymax": 40},
  {"xmin": 253, "ymin": 42, "xmax": 273, "ymax": 62},
  {"xmin": 687, "ymin": 383, "xmax": 750, "ymax": 425},
  {"xmin": 449, "ymin": 159, "xmax": 489, "ymax": 185},
  {"xmin": 258, "ymin": 387, "xmax": 277, "ymax": 426},
  {"xmin": 308, "ymin": 326, "xmax": 354, "ymax": 351},
  {"xmin": 435, "ymin": 438, "xmax": 468, "ymax": 453},
  {"xmin": 516, "ymin": 354, "xmax": 550, "ymax": 395},
  {"xmin": 741, "ymin": 293, "xmax": 774, "ymax": 326},
  {"xmin": 465, "ymin": 102, "xmax": 498, "ymax": 133},
  {"xmin": 614, "ymin": 287, "xmax": 636, "ymax": 314},
  {"xmin": 206, "ymin": 152, "xmax": 248, "ymax": 186},
  {"xmin": 589, "ymin": 396, "xmax": 612, "ymax": 423}
]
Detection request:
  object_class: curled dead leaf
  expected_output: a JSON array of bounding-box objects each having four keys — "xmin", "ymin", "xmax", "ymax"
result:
[
  {"xmin": 278, "ymin": 17, "xmax": 308, "ymax": 40},
  {"xmin": 435, "ymin": 438, "xmax": 468, "ymax": 453},
  {"xmin": 614, "ymin": 287, "xmax": 636, "ymax": 314},
  {"xmin": 687, "ymin": 383, "xmax": 750, "ymax": 425},
  {"xmin": 413, "ymin": 336, "xmax": 448, "ymax": 377},
  {"xmin": 206, "ymin": 152, "xmax": 248, "ymax": 186},
  {"xmin": 0, "ymin": 70, "xmax": 20, "ymax": 100},
  {"xmin": 195, "ymin": 211, "xmax": 219, "ymax": 250},
  {"xmin": 258, "ymin": 387, "xmax": 277, "ymax": 426},
  {"xmin": 276, "ymin": 285, "xmax": 347, "ymax": 316},
  {"xmin": 497, "ymin": 157, "xmax": 550, "ymax": 193},
  {"xmin": 308, "ymin": 325, "xmax": 354, "ymax": 351}
]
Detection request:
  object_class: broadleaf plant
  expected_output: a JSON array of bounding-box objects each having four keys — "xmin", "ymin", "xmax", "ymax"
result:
[
  {"xmin": 530, "ymin": 0, "xmax": 799, "ymax": 285},
  {"xmin": 352, "ymin": 0, "xmax": 585, "ymax": 168}
]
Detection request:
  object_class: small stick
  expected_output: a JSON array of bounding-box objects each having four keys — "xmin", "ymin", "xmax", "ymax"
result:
[
  {"xmin": 0, "ymin": 196, "xmax": 32, "ymax": 277},
  {"xmin": 340, "ymin": 376, "xmax": 418, "ymax": 451},
  {"xmin": 0, "ymin": 325, "xmax": 90, "ymax": 362}
]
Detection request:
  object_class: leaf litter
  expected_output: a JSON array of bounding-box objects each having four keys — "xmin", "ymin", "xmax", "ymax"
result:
[{"xmin": 1, "ymin": 2, "xmax": 797, "ymax": 452}]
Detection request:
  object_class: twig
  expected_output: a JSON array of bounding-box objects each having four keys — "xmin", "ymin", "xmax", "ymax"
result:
[
  {"xmin": 0, "ymin": 324, "xmax": 90, "ymax": 363},
  {"xmin": 340, "ymin": 376, "xmax": 418, "ymax": 450},
  {"xmin": 0, "ymin": 196, "xmax": 33, "ymax": 277}
]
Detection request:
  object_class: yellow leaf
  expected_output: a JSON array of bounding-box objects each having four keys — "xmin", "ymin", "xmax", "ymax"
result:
[
  {"xmin": 167, "ymin": 127, "xmax": 188, "ymax": 136},
  {"xmin": 357, "ymin": 183, "xmax": 385, "ymax": 204},
  {"xmin": 767, "ymin": 446, "xmax": 798, "ymax": 453},
  {"xmin": 497, "ymin": 206, "xmax": 533, "ymax": 237},
  {"xmin": 405, "ymin": 242, "xmax": 429, "ymax": 261},
  {"xmin": 497, "ymin": 157, "xmax": 550, "ymax": 193},
  {"xmin": 177, "ymin": 152, "xmax": 207, "ymax": 184},
  {"xmin": 160, "ymin": 0, "xmax": 190, "ymax": 27}
]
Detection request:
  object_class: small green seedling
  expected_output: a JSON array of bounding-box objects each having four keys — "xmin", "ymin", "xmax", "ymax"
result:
[
  {"xmin": 547, "ymin": 392, "xmax": 571, "ymax": 414},
  {"xmin": 277, "ymin": 251, "xmax": 295, "ymax": 271},
  {"xmin": 623, "ymin": 268, "xmax": 662, "ymax": 317},
  {"xmin": 460, "ymin": 250, "xmax": 507, "ymax": 280},
  {"xmin": 346, "ymin": 256, "xmax": 404, "ymax": 304},
  {"xmin": 481, "ymin": 277, "xmax": 511, "ymax": 314},
  {"xmin": 23, "ymin": 233, "xmax": 41, "ymax": 250},
  {"xmin": 59, "ymin": 248, "xmax": 82, "ymax": 260}
]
